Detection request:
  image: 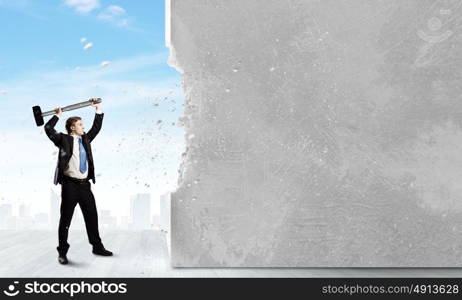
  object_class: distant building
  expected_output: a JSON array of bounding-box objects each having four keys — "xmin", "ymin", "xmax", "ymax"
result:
[
  {"xmin": 129, "ymin": 194, "xmax": 151, "ymax": 230},
  {"xmin": 159, "ymin": 192, "xmax": 171, "ymax": 233},
  {"xmin": 159, "ymin": 192, "xmax": 171, "ymax": 257},
  {"xmin": 17, "ymin": 203, "xmax": 34, "ymax": 230},
  {"xmin": 0, "ymin": 203, "xmax": 13, "ymax": 229},
  {"xmin": 100, "ymin": 209, "xmax": 117, "ymax": 230},
  {"xmin": 49, "ymin": 189, "xmax": 60, "ymax": 229},
  {"xmin": 19, "ymin": 203, "xmax": 30, "ymax": 218},
  {"xmin": 152, "ymin": 214, "xmax": 160, "ymax": 229}
]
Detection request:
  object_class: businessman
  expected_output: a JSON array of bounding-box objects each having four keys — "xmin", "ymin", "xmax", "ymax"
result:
[{"xmin": 44, "ymin": 99, "xmax": 113, "ymax": 264}]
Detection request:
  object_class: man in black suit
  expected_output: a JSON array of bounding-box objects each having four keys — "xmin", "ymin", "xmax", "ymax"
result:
[{"xmin": 44, "ymin": 100, "xmax": 113, "ymax": 264}]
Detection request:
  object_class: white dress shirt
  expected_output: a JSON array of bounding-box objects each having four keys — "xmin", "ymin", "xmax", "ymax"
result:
[{"xmin": 63, "ymin": 133, "xmax": 88, "ymax": 179}]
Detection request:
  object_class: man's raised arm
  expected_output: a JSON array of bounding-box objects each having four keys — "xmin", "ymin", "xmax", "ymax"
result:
[
  {"xmin": 86, "ymin": 102, "xmax": 104, "ymax": 142},
  {"xmin": 44, "ymin": 107, "xmax": 63, "ymax": 147}
]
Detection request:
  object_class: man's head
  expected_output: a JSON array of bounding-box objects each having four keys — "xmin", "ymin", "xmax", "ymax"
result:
[{"xmin": 65, "ymin": 117, "xmax": 85, "ymax": 136}]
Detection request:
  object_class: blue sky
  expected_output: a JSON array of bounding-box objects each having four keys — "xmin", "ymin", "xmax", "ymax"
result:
[
  {"xmin": 0, "ymin": 0, "xmax": 168, "ymax": 79},
  {"xmin": 0, "ymin": 0, "xmax": 184, "ymax": 219}
]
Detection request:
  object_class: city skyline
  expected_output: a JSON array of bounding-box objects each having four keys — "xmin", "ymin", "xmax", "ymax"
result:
[{"xmin": 0, "ymin": 191, "xmax": 171, "ymax": 231}]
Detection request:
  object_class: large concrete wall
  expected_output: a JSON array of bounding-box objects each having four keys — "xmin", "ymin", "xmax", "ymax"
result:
[{"xmin": 167, "ymin": 0, "xmax": 462, "ymax": 267}]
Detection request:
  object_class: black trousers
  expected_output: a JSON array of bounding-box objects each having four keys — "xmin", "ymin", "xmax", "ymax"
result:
[{"xmin": 57, "ymin": 176, "xmax": 103, "ymax": 255}]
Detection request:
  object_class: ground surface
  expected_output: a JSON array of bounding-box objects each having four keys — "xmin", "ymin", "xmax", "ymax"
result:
[{"xmin": 1, "ymin": 230, "xmax": 460, "ymax": 277}]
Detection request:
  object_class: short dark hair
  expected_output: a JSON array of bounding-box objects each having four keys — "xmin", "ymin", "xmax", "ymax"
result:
[{"xmin": 66, "ymin": 117, "xmax": 81, "ymax": 134}]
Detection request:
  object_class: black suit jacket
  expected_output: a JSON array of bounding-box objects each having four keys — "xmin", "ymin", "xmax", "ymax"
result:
[{"xmin": 44, "ymin": 113, "xmax": 104, "ymax": 185}]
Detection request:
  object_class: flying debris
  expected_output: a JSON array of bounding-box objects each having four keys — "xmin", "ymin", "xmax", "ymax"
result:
[
  {"xmin": 100, "ymin": 61, "xmax": 111, "ymax": 67},
  {"xmin": 83, "ymin": 42, "xmax": 93, "ymax": 50},
  {"xmin": 177, "ymin": 116, "xmax": 187, "ymax": 127},
  {"xmin": 80, "ymin": 37, "xmax": 87, "ymax": 43}
]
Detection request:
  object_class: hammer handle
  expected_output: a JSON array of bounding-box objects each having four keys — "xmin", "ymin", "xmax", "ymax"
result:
[{"xmin": 41, "ymin": 98, "xmax": 102, "ymax": 117}]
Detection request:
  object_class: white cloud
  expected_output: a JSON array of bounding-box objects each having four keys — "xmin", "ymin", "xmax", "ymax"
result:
[
  {"xmin": 64, "ymin": 2, "xmax": 137, "ymax": 30},
  {"xmin": 106, "ymin": 5, "xmax": 125, "ymax": 15},
  {"xmin": 0, "ymin": 52, "xmax": 177, "ymax": 112},
  {"xmin": 64, "ymin": 0, "xmax": 100, "ymax": 13},
  {"xmin": 83, "ymin": 42, "xmax": 93, "ymax": 50},
  {"xmin": 98, "ymin": 5, "xmax": 129, "ymax": 27}
]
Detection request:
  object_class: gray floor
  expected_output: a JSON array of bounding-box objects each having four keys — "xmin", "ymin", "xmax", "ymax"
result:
[{"xmin": 1, "ymin": 229, "xmax": 462, "ymax": 277}]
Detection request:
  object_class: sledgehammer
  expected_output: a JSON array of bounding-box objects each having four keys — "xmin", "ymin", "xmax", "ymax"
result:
[{"xmin": 32, "ymin": 98, "xmax": 102, "ymax": 126}]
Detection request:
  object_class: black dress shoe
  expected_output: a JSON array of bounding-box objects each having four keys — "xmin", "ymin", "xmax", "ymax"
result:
[
  {"xmin": 58, "ymin": 254, "xmax": 68, "ymax": 264},
  {"xmin": 92, "ymin": 247, "xmax": 113, "ymax": 256}
]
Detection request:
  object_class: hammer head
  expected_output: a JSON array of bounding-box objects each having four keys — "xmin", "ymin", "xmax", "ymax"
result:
[{"xmin": 32, "ymin": 106, "xmax": 44, "ymax": 126}]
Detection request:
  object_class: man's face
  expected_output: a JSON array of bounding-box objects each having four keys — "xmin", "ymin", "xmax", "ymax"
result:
[{"xmin": 71, "ymin": 120, "xmax": 85, "ymax": 136}]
